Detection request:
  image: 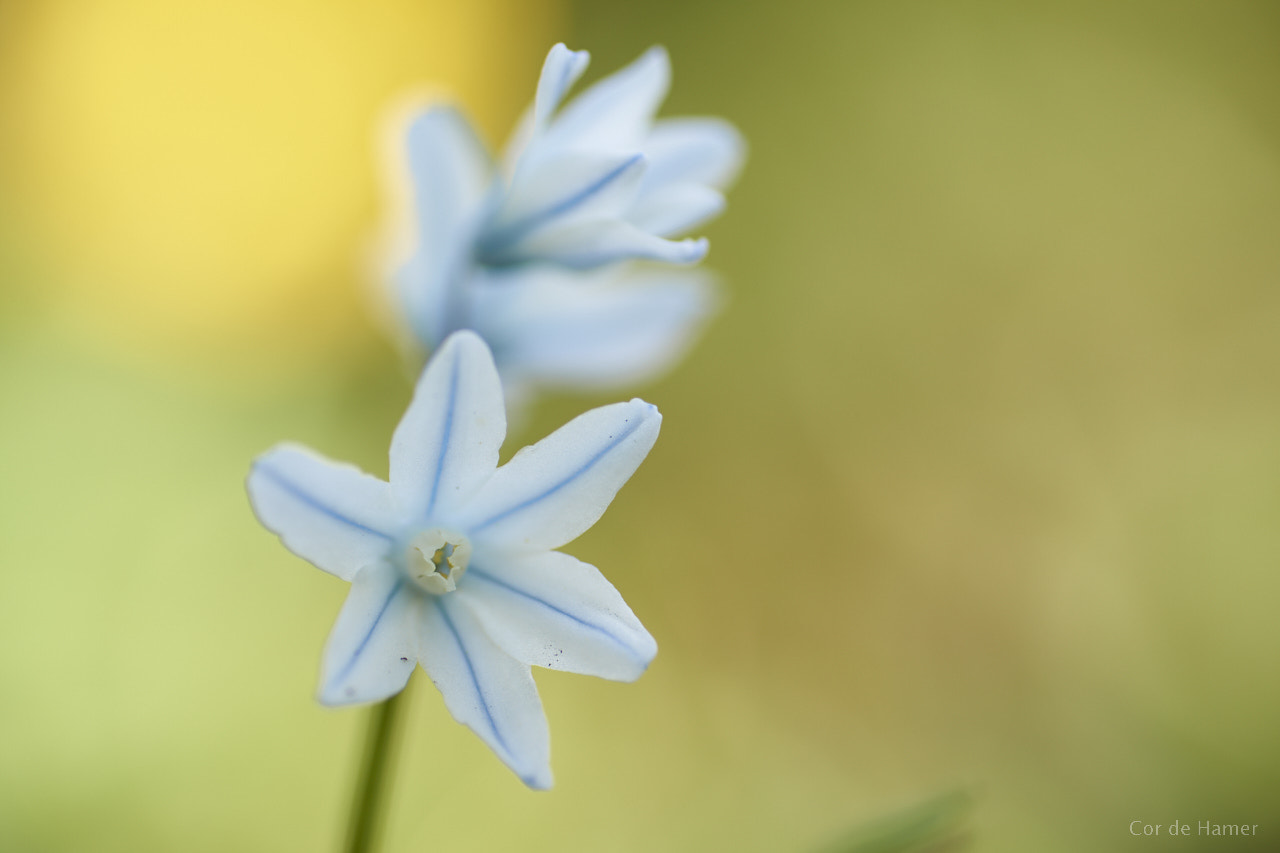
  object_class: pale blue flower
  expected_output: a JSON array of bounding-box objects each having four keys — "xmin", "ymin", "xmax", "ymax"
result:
[
  {"xmin": 391, "ymin": 43, "xmax": 743, "ymax": 393},
  {"xmin": 246, "ymin": 331, "xmax": 660, "ymax": 788}
]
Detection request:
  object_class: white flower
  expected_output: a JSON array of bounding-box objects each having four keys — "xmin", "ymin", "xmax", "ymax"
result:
[
  {"xmin": 390, "ymin": 43, "xmax": 743, "ymax": 392},
  {"xmin": 246, "ymin": 331, "xmax": 660, "ymax": 788}
]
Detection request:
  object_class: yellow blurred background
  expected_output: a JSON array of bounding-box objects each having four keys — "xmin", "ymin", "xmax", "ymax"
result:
[{"xmin": 2, "ymin": 1, "xmax": 1278, "ymax": 851}]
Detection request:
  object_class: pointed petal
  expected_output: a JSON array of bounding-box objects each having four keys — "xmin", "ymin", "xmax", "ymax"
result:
[
  {"xmin": 457, "ymin": 399, "xmax": 661, "ymax": 553},
  {"xmin": 398, "ymin": 106, "xmax": 493, "ymax": 346},
  {"xmin": 500, "ymin": 45, "xmax": 592, "ymax": 178},
  {"xmin": 462, "ymin": 551, "xmax": 656, "ymax": 682},
  {"xmin": 628, "ymin": 183, "xmax": 726, "ymax": 237},
  {"xmin": 473, "ymin": 268, "xmax": 719, "ymax": 390},
  {"xmin": 643, "ymin": 116, "xmax": 747, "ymax": 191},
  {"xmin": 417, "ymin": 596, "xmax": 552, "ymax": 788},
  {"xmin": 481, "ymin": 152, "xmax": 646, "ymax": 259},
  {"xmin": 542, "ymin": 45, "xmax": 670, "ymax": 155},
  {"xmin": 534, "ymin": 44, "xmax": 591, "ymax": 128},
  {"xmin": 318, "ymin": 561, "xmax": 418, "ymax": 705},
  {"xmin": 389, "ymin": 331, "xmax": 506, "ymax": 523},
  {"xmin": 406, "ymin": 105, "xmax": 492, "ymax": 244},
  {"xmin": 502, "ymin": 218, "xmax": 707, "ymax": 269},
  {"xmin": 247, "ymin": 445, "xmax": 396, "ymax": 582}
]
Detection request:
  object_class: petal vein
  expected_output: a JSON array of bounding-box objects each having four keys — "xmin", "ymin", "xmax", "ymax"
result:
[
  {"xmin": 435, "ymin": 598, "xmax": 510, "ymax": 753},
  {"xmin": 469, "ymin": 567, "xmax": 643, "ymax": 660},
  {"xmin": 256, "ymin": 466, "xmax": 394, "ymax": 541},
  {"xmin": 470, "ymin": 415, "xmax": 647, "ymax": 534},
  {"xmin": 334, "ymin": 579, "xmax": 406, "ymax": 686}
]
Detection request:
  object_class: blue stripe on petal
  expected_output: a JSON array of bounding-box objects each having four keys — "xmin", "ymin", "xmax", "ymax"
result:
[
  {"xmin": 542, "ymin": 53, "xmax": 579, "ymax": 120},
  {"xmin": 560, "ymin": 236, "xmax": 708, "ymax": 269},
  {"xmin": 435, "ymin": 598, "xmax": 510, "ymax": 754},
  {"xmin": 481, "ymin": 154, "xmax": 644, "ymax": 253},
  {"xmin": 255, "ymin": 466, "xmax": 394, "ymax": 541},
  {"xmin": 552, "ymin": 61, "xmax": 576, "ymax": 107},
  {"xmin": 470, "ymin": 415, "xmax": 647, "ymax": 534},
  {"xmin": 469, "ymin": 568, "xmax": 647, "ymax": 662},
  {"xmin": 426, "ymin": 351, "xmax": 461, "ymax": 518},
  {"xmin": 334, "ymin": 579, "xmax": 406, "ymax": 686},
  {"xmin": 535, "ymin": 45, "xmax": 589, "ymax": 126}
]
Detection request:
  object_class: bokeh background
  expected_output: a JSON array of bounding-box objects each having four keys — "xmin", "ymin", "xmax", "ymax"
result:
[{"xmin": 2, "ymin": 1, "xmax": 1279, "ymax": 850}]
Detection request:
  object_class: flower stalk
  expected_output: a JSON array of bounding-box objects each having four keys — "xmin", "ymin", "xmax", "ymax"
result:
[{"xmin": 344, "ymin": 691, "xmax": 406, "ymax": 853}]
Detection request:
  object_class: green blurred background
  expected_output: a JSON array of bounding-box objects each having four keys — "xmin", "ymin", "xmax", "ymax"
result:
[{"xmin": 2, "ymin": 1, "xmax": 1279, "ymax": 850}]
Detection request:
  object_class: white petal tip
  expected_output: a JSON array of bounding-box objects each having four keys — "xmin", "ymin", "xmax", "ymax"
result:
[
  {"xmin": 542, "ymin": 44, "xmax": 591, "ymax": 94},
  {"xmin": 408, "ymin": 103, "xmax": 458, "ymax": 131},
  {"xmin": 549, "ymin": 42, "xmax": 589, "ymax": 62},
  {"xmin": 317, "ymin": 687, "xmax": 351, "ymax": 707},
  {"xmin": 615, "ymin": 643, "xmax": 658, "ymax": 683},
  {"xmin": 622, "ymin": 399, "xmax": 662, "ymax": 429},
  {"xmin": 438, "ymin": 328, "xmax": 490, "ymax": 355},
  {"xmin": 317, "ymin": 685, "xmax": 363, "ymax": 707},
  {"xmin": 679, "ymin": 238, "xmax": 709, "ymax": 263},
  {"xmin": 317, "ymin": 670, "xmax": 414, "ymax": 707},
  {"xmin": 643, "ymin": 45, "xmax": 670, "ymax": 65},
  {"xmin": 629, "ymin": 398, "xmax": 661, "ymax": 419},
  {"xmin": 405, "ymin": 105, "xmax": 474, "ymax": 154},
  {"xmin": 521, "ymin": 769, "xmax": 555, "ymax": 790}
]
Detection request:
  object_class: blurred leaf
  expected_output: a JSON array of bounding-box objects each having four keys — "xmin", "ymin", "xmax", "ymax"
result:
[{"xmin": 817, "ymin": 791, "xmax": 973, "ymax": 853}]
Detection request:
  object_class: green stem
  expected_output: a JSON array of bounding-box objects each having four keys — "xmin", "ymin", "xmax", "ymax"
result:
[{"xmin": 344, "ymin": 689, "xmax": 406, "ymax": 853}]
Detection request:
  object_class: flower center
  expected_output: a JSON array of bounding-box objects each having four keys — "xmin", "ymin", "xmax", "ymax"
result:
[{"xmin": 405, "ymin": 528, "xmax": 472, "ymax": 594}]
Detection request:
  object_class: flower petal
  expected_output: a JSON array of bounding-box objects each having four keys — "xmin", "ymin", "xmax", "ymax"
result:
[
  {"xmin": 247, "ymin": 444, "xmax": 396, "ymax": 582},
  {"xmin": 534, "ymin": 43, "xmax": 591, "ymax": 129},
  {"xmin": 472, "ymin": 267, "xmax": 718, "ymax": 390},
  {"xmin": 461, "ymin": 551, "xmax": 656, "ymax": 682},
  {"xmin": 481, "ymin": 152, "xmax": 647, "ymax": 260},
  {"xmin": 457, "ymin": 398, "xmax": 661, "ymax": 553},
  {"xmin": 499, "ymin": 45, "xmax": 592, "ymax": 179},
  {"xmin": 627, "ymin": 182, "xmax": 726, "ymax": 237},
  {"xmin": 417, "ymin": 596, "xmax": 552, "ymax": 788},
  {"xmin": 407, "ymin": 104, "xmax": 491, "ymax": 230},
  {"xmin": 502, "ymin": 218, "xmax": 707, "ymax": 269},
  {"xmin": 398, "ymin": 105, "xmax": 493, "ymax": 346},
  {"xmin": 318, "ymin": 561, "xmax": 418, "ymax": 705},
  {"xmin": 642, "ymin": 116, "xmax": 747, "ymax": 191},
  {"xmin": 389, "ymin": 331, "xmax": 505, "ymax": 523},
  {"xmin": 541, "ymin": 45, "xmax": 670, "ymax": 156}
]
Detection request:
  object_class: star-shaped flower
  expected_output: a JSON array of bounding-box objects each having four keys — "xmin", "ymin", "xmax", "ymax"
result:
[
  {"xmin": 389, "ymin": 43, "xmax": 743, "ymax": 396},
  {"xmin": 246, "ymin": 331, "xmax": 660, "ymax": 788}
]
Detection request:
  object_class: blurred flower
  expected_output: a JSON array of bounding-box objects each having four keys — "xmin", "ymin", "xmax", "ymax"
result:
[
  {"xmin": 246, "ymin": 331, "xmax": 660, "ymax": 788},
  {"xmin": 389, "ymin": 43, "xmax": 743, "ymax": 399}
]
